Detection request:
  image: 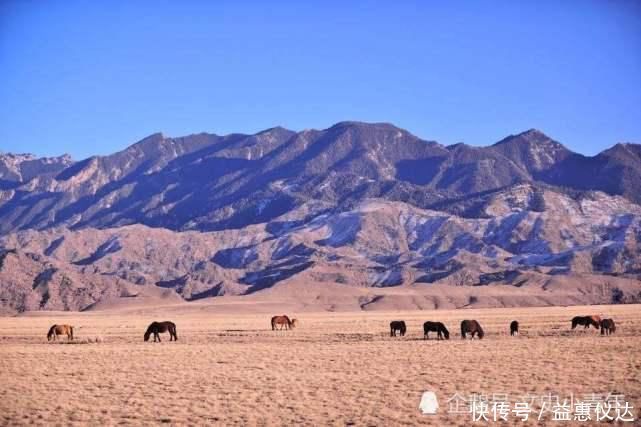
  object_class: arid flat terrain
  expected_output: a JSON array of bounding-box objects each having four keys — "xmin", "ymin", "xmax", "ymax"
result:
[{"xmin": 1, "ymin": 304, "xmax": 640, "ymax": 426}]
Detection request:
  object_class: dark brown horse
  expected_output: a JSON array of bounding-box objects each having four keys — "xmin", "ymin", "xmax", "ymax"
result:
[
  {"xmin": 571, "ymin": 316, "xmax": 601, "ymax": 330},
  {"xmin": 390, "ymin": 321, "xmax": 406, "ymax": 337},
  {"xmin": 144, "ymin": 321, "xmax": 177, "ymax": 342},
  {"xmin": 600, "ymin": 318, "xmax": 616, "ymax": 335},
  {"xmin": 461, "ymin": 320, "xmax": 484, "ymax": 339},
  {"xmin": 47, "ymin": 324, "xmax": 74, "ymax": 341},
  {"xmin": 271, "ymin": 315, "xmax": 292, "ymax": 330},
  {"xmin": 510, "ymin": 320, "xmax": 519, "ymax": 336},
  {"xmin": 423, "ymin": 321, "xmax": 449, "ymax": 340}
]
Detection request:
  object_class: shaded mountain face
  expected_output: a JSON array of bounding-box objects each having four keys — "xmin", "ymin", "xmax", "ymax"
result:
[{"xmin": 0, "ymin": 122, "xmax": 640, "ymax": 234}]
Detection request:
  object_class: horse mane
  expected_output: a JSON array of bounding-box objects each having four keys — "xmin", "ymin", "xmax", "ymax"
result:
[
  {"xmin": 441, "ymin": 323, "xmax": 450, "ymax": 338},
  {"xmin": 476, "ymin": 322, "xmax": 484, "ymax": 338},
  {"xmin": 144, "ymin": 325, "xmax": 153, "ymax": 340}
]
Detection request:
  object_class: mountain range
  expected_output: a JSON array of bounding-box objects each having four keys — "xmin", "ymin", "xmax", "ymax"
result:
[{"xmin": 1, "ymin": 122, "xmax": 641, "ymax": 313}]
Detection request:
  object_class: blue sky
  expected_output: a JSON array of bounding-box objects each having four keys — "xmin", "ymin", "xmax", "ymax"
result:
[{"xmin": 1, "ymin": 1, "xmax": 640, "ymax": 159}]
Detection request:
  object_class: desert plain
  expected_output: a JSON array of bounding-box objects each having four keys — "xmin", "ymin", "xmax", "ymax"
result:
[{"xmin": 1, "ymin": 302, "xmax": 640, "ymax": 427}]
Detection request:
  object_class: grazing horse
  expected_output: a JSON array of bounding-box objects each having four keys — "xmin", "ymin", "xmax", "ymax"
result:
[
  {"xmin": 571, "ymin": 316, "xmax": 601, "ymax": 330},
  {"xmin": 144, "ymin": 321, "xmax": 178, "ymax": 342},
  {"xmin": 47, "ymin": 324, "xmax": 74, "ymax": 341},
  {"xmin": 510, "ymin": 320, "xmax": 519, "ymax": 336},
  {"xmin": 461, "ymin": 320, "xmax": 484, "ymax": 339},
  {"xmin": 390, "ymin": 321, "xmax": 406, "ymax": 337},
  {"xmin": 423, "ymin": 321, "xmax": 449, "ymax": 340},
  {"xmin": 600, "ymin": 318, "xmax": 616, "ymax": 335},
  {"xmin": 271, "ymin": 315, "xmax": 292, "ymax": 330}
]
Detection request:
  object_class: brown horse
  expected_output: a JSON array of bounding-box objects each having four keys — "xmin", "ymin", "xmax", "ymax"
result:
[
  {"xmin": 47, "ymin": 324, "xmax": 74, "ymax": 341},
  {"xmin": 144, "ymin": 321, "xmax": 177, "ymax": 342},
  {"xmin": 390, "ymin": 321, "xmax": 406, "ymax": 337},
  {"xmin": 600, "ymin": 318, "xmax": 616, "ymax": 335},
  {"xmin": 423, "ymin": 321, "xmax": 449, "ymax": 340},
  {"xmin": 290, "ymin": 318, "xmax": 299, "ymax": 329},
  {"xmin": 571, "ymin": 316, "xmax": 601, "ymax": 330},
  {"xmin": 271, "ymin": 315, "xmax": 292, "ymax": 330},
  {"xmin": 461, "ymin": 320, "xmax": 484, "ymax": 339},
  {"xmin": 510, "ymin": 320, "xmax": 519, "ymax": 336}
]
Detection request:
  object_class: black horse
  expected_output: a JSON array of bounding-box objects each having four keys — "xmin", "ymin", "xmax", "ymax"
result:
[
  {"xmin": 461, "ymin": 320, "xmax": 484, "ymax": 339},
  {"xmin": 144, "ymin": 321, "xmax": 178, "ymax": 342},
  {"xmin": 423, "ymin": 321, "xmax": 450, "ymax": 340},
  {"xmin": 571, "ymin": 316, "xmax": 600, "ymax": 330},
  {"xmin": 510, "ymin": 320, "xmax": 519, "ymax": 336},
  {"xmin": 390, "ymin": 321, "xmax": 406, "ymax": 337},
  {"xmin": 600, "ymin": 318, "xmax": 616, "ymax": 335}
]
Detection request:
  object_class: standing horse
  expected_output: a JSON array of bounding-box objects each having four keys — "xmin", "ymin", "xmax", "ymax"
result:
[
  {"xmin": 571, "ymin": 316, "xmax": 600, "ymax": 330},
  {"xmin": 271, "ymin": 315, "xmax": 292, "ymax": 330},
  {"xmin": 390, "ymin": 321, "xmax": 406, "ymax": 337},
  {"xmin": 461, "ymin": 320, "xmax": 484, "ymax": 339},
  {"xmin": 144, "ymin": 321, "xmax": 178, "ymax": 342},
  {"xmin": 47, "ymin": 324, "xmax": 74, "ymax": 341},
  {"xmin": 423, "ymin": 321, "xmax": 450, "ymax": 340},
  {"xmin": 600, "ymin": 319, "xmax": 616, "ymax": 335},
  {"xmin": 510, "ymin": 320, "xmax": 519, "ymax": 336}
]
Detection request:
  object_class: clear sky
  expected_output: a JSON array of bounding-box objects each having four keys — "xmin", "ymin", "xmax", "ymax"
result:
[{"xmin": 1, "ymin": 1, "xmax": 640, "ymax": 159}]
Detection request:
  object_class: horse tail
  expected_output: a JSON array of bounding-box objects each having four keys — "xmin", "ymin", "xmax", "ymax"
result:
[
  {"xmin": 70, "ymin": 326, "xmax": 74, "ymax": 340},
  {"xmin": 173, "ymin": 324, "xmax": 178, "ymax": 340}
]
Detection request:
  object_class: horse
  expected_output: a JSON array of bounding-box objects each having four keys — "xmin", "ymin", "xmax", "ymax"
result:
[
  {"xmin": 571, "ymin": 316, "xmax": 601, "ymax": 330},
  {"xmin": 144, "ymin": 321, "xmax": 178, "ymax": 342},
  {"xmin": 47, "ymin": 324, "xmax": 74, "ymax": 341},
  {"xmin": 510, "ymin": 320, "xmax": 519, "ymax": 336},
  {"xmin": 423, "ymin": 321, "xmax": 449, "ymax": 340},
  {"xmin": 271, "ymin": 315, "xmax": 292, "ymax": 330},
  {"xmin": 600, "ymin": 318, "xmax": 616, "ymax": 335},
  {"xmin": 290, "ymin": 318, "xmax": 299, "ymax": 329},
  {"xmin": 461, "ymin": 320, "xmax": 484, "ymax": 339},
  {"xmin": 390, "ymin": 320, "xmax": 406, "ymax": 337}
]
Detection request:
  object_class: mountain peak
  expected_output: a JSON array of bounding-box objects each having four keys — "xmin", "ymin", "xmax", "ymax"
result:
[
  {"xmin": 518, "ymin": 128, "xmax": 548, "ymax": 138},
  {"xmin": 326, "ymin": 121, "xmax": 402, "ymax": 132},
  {"xmin": 493, "ymin": 128, "xmax": 565, "ymax": 150}
]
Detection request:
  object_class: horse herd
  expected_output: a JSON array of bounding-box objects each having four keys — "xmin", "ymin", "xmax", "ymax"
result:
[
  {"xmin": 44, "ymin": 314, "xmax": 617, "ymax": 343},
  {"xmin": 389, "ymin": 315, "xmax": 617, "ymax": 340}
]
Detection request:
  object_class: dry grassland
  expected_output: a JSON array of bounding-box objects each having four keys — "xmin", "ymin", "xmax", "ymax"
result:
[{"xmin": 1, "ymin": 304, "xmax": 640, "ymax": 426}]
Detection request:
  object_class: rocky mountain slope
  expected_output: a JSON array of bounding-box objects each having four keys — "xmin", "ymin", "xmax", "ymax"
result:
[
  {"xmin": 2, "ymin": 184, "xmax": 641, "ymax": 313},
  {"xmin": 2, "ymin": 123, "xmax": 641, "ymax": 234},
  {"xmin": 1, "ymin": 122, "xmax": 641, "ymax": 312}
]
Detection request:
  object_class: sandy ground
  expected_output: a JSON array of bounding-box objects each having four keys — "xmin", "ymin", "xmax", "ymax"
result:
[{"xmin": 1, "ymin": 304, "xmax": 640, "ymax": 426}]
